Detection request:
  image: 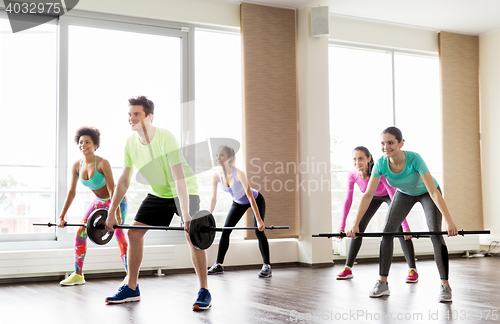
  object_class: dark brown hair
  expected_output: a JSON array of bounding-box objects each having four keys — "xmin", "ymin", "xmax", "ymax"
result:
[
  {"xmin": 219, "ymin": 145, "xmax": 236, "ymax": 166},
  {"xmin": 353, "ymin": 146, "xmax": 374, "ymax": 175},
  {"xmin": 128, "ymin": 95, "xmax": 155, "ymax": 117},
  {"xmin": 381, "ymin": 126, "xmax": 404, "ymax": 143}
]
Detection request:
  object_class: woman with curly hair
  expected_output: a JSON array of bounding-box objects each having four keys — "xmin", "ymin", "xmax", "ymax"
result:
[{"xmin": 57, "ymin": 126, "xmax": 128, "ymax": 286}]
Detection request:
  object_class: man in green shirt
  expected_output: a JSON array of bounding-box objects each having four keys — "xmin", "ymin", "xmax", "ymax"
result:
[{"xmin": 104, "ymin": 96, "xmax": 211, "ymax": 310}]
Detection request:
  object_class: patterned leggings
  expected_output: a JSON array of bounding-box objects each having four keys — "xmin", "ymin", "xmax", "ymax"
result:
[{"xmin": 75, "ymin": 196, "xmax": 128, "ymax": 272}]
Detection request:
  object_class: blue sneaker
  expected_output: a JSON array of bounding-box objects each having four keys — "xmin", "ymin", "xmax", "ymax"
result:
[
  {"xmin": 192, "ymin": 288, "xmax": 212, "ymax": 310},
  {"xmin": 105, "ymin": 284, "xmax": 141, "ymax": 304}
]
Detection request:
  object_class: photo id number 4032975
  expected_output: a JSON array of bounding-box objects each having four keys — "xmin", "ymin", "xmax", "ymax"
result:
[
  {"xmin": 446, "ymin": 309, "xmax": 499, "ymax": 321},
  {"xmin": 5, "ymin": 2, "xmax": 62, "ymax": 15}
]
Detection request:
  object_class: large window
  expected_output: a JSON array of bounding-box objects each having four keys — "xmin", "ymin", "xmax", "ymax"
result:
[
  {"xmin": 329, "ymin": 44, "xmax": 441, "ymax": 233},
  {"xmin": 194, "ymin": 28, "xmax": 242, "ymax": 231},
  {"xmin": 0, "ymin": 12, "xmax": 243, "ymax": 244},
  {"xmin": 0, "ymin": 16, "xmax": 57, "ymax": 240},
  {"xmin": 64, "ymin": 23, "xmax": 183, "ymax": 228}
]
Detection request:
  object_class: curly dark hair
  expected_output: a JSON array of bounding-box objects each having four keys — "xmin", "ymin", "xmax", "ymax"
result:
[
  {"xmin": 74, "ymin": 126, "xmax": 101, "ymax": 150},
  {"xmin": 129, "ymin": 95, "xmax": 155, "ymax": 117}
]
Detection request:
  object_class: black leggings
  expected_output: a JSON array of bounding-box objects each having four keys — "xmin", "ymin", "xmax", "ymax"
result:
[
  {"xmin": 346, "ymin": 195, "xmax": 416, "ymax": 269},
  {"xmin": 380, "ymin": 188, "xmax": 449, "ymax": 280},
  {"xmin": 216, "ymin": 193, "xmax": 270, "ymax": 265}
]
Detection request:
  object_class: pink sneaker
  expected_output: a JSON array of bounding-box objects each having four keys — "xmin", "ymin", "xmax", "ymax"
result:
[
  {"xmin": 406, "ymin": 269, "xmax": 419, "ymax": 283},
  {"xmin": 336, "ymin": 267, "xmax": 353, "ymax": 280}
]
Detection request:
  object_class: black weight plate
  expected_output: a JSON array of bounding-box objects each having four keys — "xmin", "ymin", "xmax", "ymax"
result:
[
  {"xmin": 86, "ymin": 208, "xmax": 114, "ymax": 245},
  {"xmin": 189, "ymin": 210, "xmax": 216, "ymax": 250}
]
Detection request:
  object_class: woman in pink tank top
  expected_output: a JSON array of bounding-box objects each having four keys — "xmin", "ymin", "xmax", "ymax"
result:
[{"xmin": 336, "ymin": 146, "xmax": 417, "ymax": 283}]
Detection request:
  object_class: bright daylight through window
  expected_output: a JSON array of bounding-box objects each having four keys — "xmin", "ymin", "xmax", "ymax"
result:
[{"xmin": 329, "ymin": 44, "xmax": 441, "ymax": 234}]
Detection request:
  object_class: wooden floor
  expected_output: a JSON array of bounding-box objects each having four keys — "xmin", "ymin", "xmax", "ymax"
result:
[{"xmin": 1, "ymin": 257, "xmax": 500, "ymax": 324}]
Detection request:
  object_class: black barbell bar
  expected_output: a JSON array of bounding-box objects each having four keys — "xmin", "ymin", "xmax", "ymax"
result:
[
  {"xmin": 312, "ymin": 229, "xmax": 490, "ymax": 239},
  {"xmin": 34, "ymin": 209, "xmax": 289, "ymax": 250},
  {"xmin": 204, "ymin": 226, "xmax": 290, "ymax": 232},
  {"xmin": 34, "ymin": 223, "xmax": 289, "ymax": 232},
  {"xmin": 33, "ymin": 222, "xmax": 185, "ymax": 231},
  {"xmin": 33, "ymin": 222, "xmax": 86, "ymax": 227}
]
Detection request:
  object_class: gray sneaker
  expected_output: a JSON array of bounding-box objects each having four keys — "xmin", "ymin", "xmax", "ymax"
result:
[
  {"xmin": 369, "ymin": 279, "xmax": 390, "ymax": 297},
  {"xmin": 207, "ymin": 263, "xmax": 224, "ymax": 275},
  {"xmin": 258, "ymin": 264, "xmax": 272, "ymax": 277},
  {"xmin": 438, "ymin": 283, "xmax": 452, "ymax": 302}
]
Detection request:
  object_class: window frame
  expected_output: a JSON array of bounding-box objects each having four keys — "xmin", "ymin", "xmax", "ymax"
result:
[
  {"xmin": 329, "ymin": 40, "xmax": 438, "ymax": 124},
  {"xmin": 0, "ymin": 8, "xmax": 244, "ymax": 248},
  {"xmin": 56, "ymin": 13, "xmax": 191, "ymax": 245},
  {"xmin": 190, "ymin": 25, "xmax": 244, "ymax": 237},
  {"xmin": 0, "ymin": 10, "xmax": 58, "ymax": 243},
  {"xmin": 328, "ymin": 40, "xmax": 441, "ymax": 234}
]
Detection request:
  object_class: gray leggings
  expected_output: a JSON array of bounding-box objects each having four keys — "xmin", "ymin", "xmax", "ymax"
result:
[
  {"xmin": 380, "ymin": 188, "xmax": 449, "ymax": 280},
  {"xmin": 346, "ymin": 195, "xmax": 416, "ymax": 269}
]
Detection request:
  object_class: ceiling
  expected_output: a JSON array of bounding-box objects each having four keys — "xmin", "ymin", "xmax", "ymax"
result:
[{"xmin": 229, "ymin": 0, "xmax": 500, "ymax": 35}]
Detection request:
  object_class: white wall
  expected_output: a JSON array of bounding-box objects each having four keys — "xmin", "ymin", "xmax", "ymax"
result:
[
  {"xmin": 76, "ymin": 0, "xmax": 240, "ymax": 27},
  {"xmin": 330, "ymin": 14, "xmax": 438, "ymax": 52},
  {"xmin": 297, "ymin": 6, "xmax": 334, "ymax": 264},
  {"xmin": 479, "ymin": 30, "xmax": 500, "ymax": 243}
]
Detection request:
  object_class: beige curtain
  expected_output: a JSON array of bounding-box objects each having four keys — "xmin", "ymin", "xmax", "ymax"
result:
[
  {"xmin": 240, "ymin": 2, "xmax": 298, "ymax": 239},
  {"xmin": 438, "ymin": 31, "xmax": 483, "ymax": 230}
]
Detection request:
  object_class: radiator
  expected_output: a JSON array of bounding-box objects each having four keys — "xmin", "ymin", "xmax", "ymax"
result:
[{"xmin": 0, "ymin": 245, "xmax": 174, "ymax": 278}]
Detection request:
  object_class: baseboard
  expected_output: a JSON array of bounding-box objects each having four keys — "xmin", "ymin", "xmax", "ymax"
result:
[
  {"xmin": 297, "ymin": 262, "xmax": 335, "ymax": 268},
  {"xmin": 0, "ymin": 262, "xmax": 325, "ymax": 285},
  {"xmin": 0, "ymin": 267, "xmax": 166, "ymax": 285}
]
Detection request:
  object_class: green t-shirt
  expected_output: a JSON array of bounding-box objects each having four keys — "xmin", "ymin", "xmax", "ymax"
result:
[
  {"xmin": 124, "ymin": 128, "xmax": 198, "ymax": 198},
  {"xmin": 372, "ymin": 151, "xmax": 439, "ymax": 196}
]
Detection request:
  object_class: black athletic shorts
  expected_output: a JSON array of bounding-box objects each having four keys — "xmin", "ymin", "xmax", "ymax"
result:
[{"xmin": 134, "ymin": 193, "xmax": 200, "ymax": 227}]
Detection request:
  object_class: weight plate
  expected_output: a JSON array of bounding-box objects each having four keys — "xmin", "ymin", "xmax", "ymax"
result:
[
  {"xmin": 86, "ymin": 208, "xmax": 114, "ymax": 245},
  {"xmin": 189, "ymin": 210, "xmax": 216, "ymax": 250}
]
